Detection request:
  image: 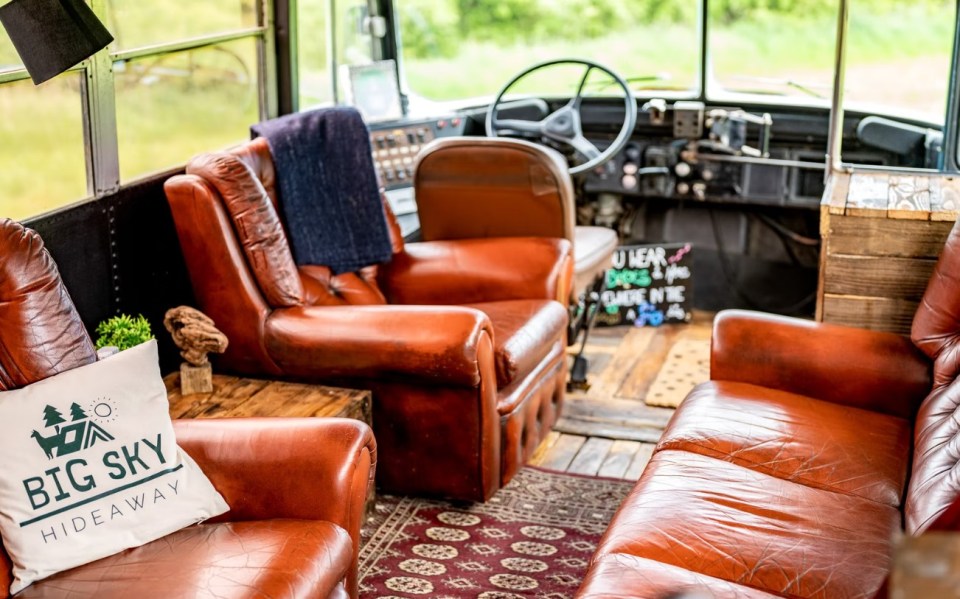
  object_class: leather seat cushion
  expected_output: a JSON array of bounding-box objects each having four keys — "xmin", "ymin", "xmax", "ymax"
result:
[
  {"xmin": 19, "ymin": 520, "xmax": 352, "ymax": 599},
  {"xmin": 464, "ymin": 299, "xmax": 567, "ymax": 387},
  {"xmin": 593, "ymin": 450, "xmax": 900, "ymax": 599},
  {"xmin": 658, "ymin": 381, "xmax": 912, "ymax": 506},
  {"xmin": 573, "ymin": 225, "xmax": 617, "ymax": 295},
  {"xmin": 577, "ymin": 553, "xmax": 782, "ymax": 599}
]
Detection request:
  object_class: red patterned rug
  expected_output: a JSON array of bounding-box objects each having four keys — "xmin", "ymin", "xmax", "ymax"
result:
[{"xmin": 359, "ymin": 467, "xmax": 634, "ymax": 598}]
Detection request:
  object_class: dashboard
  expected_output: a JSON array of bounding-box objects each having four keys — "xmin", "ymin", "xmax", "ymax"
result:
[
  {"xmin": 366, "ymin": 97, "xmax": 937, "ymax": 314},
  {"xmin": 368, "ymin": 97, "xmax": 935, "ymax": 236},
  {"xmin": 367, "ymin": 116, "xmax": 467, "ymax": 236}
]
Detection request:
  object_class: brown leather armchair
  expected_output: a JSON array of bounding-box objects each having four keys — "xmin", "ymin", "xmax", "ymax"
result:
[
  {"xmin": 164, "ymin": 138, "xmax": 574, "ymax": 501},
  {"xmin": 413, "ymin": 136, "xmax": 617, "ymax": 299},
  {"xmin": 413, "ymin": 137, "xmax": 618, "ymax": 386},
  {"xmin": 0, "ymin": 219, "xmax": 375, "ymax": 599}
]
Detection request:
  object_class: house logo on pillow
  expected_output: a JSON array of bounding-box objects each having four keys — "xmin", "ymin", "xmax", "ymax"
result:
[
  {"xmin": 31, "ymin": 401, "xmax": 115, "ymax": 459},
  {"xmin": 18, "ymin": 395, "xmax": 182, "ymax": 544}
]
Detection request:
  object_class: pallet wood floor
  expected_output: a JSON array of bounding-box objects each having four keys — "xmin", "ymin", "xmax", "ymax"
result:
[{"xmin": 529, "ymin": 311, "xmax": 714, "ymax": 481}]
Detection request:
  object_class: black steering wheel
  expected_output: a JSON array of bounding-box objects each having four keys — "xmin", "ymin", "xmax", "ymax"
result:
[{"xmin": 486, "ymin": 58, "xmax": 637, "ymax": 175}]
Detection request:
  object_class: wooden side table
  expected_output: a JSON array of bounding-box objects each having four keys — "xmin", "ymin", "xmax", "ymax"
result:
[
  {"xmin": 166, "ymin": 374, "xmax": 372, "ymax": 424},
  {"xmin": 817, "ymin": 171, "xmax": 959, "ymax": 334},
  {"xmin": 165, "ymin": 373, "xmax": 375, "ymax": 511}
]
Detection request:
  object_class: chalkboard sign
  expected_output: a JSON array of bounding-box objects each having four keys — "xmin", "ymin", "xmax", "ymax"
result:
[{"xmin": 596, "ymin": 243, "xmax": 693, "ymax": 327}]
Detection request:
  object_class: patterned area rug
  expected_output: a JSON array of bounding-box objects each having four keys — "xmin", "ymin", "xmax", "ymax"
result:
[{"xmin": 359, "ymin": 467, "xmax": 634, "ymax": 598}]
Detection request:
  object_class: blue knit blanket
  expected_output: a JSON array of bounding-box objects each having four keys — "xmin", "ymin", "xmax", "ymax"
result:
[{"xmin": 251, "ymin": 107, "xmax": 392, "ymax": 274}]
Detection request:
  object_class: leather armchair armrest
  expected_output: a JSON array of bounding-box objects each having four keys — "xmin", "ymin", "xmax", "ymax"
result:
[
  {"xmin": 379, "ymin": 237, "xmax": 573, "ymax": 305},
  {"xmin": 711, "ymin": 310, "xmax": 932, "ymax": 419},
  {"xmin": 264, "ymin": 304, "xmax": 494, "ymax": 386},
  {"xmin": 173, "ymin": 417, "xmax": 375, "ymax": 539}
]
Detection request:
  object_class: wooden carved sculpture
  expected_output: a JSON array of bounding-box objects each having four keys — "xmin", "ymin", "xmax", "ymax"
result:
[{"xmin": 163, "ymin": 306, "xmax": 228, "ymax": 395}]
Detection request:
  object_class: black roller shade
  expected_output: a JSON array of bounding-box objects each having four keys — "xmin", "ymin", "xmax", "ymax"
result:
[{"xmin": 0, "ymin": 0, "xmax": 113, "ymax": 85}]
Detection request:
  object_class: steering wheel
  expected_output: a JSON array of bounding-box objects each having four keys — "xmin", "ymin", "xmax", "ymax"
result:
[{"xmin": 486, "ymin": 58, "xmax": 637, "ymax": 175}]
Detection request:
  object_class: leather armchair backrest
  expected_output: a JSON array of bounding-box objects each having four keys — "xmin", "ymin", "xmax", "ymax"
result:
[
  {"xmin": 0, "ymin": 219, "xmax": 97, "ymax": 391},
  {"xmin": 166, "ymin": 139, "xmax": 403, "ymax": 372},
  {"xmin": 414, "ymin": 137, "xmax": 575, "ymax": 243},
  {"xmin": 223, "ymin": 138, "xmax": 400, "ymax": 308},
  {"xmin": 164, "ymin": 172, "xmax": 285, "ymax": 376},
  {"xmin": 186, "ymin": 151, "xmax": 305, "ymax": 308},
  {"xmin": 906, "ymin": 219, "xmax": 960, "ymax": 533}
]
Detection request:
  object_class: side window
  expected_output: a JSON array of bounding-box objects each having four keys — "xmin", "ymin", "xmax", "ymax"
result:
[
  {"xmin": 0, "ymin": 59, "xmax": 88, "ymax": 219},
  {"xmin": 0, "ymin": 0, "xmax": 274, "ymax": 220},
  {"xmin": 296, "ymin": 0, "xmax": 374, "ymax": 111},
  {"xmin": 106, "ymin": 0, "xmax": 266, "ymax": 181}
]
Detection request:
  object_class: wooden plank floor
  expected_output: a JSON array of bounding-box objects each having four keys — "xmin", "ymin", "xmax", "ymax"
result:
[{"xmin": 529, "ymin": 311, "xmax": 714, "ymax": 481}]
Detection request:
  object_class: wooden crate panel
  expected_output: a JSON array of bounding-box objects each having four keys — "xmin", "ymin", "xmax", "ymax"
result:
[
  {"xmin": 821, "ymin": 295, "xmax": 917, "ymax": 335},
  {"xmin": 823, "ymin": 255, "xmax": 936, "ymax": 300},
  {"xmin": 825, "ymin": 216, "xmax": 952, "ymax": 259}
]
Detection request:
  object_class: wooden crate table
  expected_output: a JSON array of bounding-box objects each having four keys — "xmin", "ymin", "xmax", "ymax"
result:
[
  {"xmin": 817, "ymin": 171, "xmax": 959, "ymax": 334},
  {"xmin": 166, "ymin": 373, "xmax": 371, "ymax": 424},
  {"xmin": 165, "ymin": 373, "xmax": 375, "ymax": 511}
]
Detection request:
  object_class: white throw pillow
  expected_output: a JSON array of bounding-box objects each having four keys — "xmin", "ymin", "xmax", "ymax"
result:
[{"xmin": 0, "ymin": 340, "xmax": 229, "ymax": 594}]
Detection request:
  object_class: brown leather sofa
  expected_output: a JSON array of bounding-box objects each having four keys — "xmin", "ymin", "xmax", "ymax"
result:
[
  {"xmin": 574, "ymin": 220, "xmax": 960, "ymax": 598},
  {"xmin": 164, "ymin": 138, "xmax": 574, "ymax": 501},
  {"xmin": 0, "ymin": 219, "xmax": 375, "ymax": 599}
]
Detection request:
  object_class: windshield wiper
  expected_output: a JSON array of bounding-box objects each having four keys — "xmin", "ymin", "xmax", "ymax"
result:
[
  {"xmin": 585, "ymin": 73, "xmax": 672, "ymax": 93},
  {"xmin": 727, "ymin": 75, "xmax": 829, "ymax": 99}
]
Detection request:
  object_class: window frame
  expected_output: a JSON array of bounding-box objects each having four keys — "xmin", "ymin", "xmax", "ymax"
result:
[{"xmin": 0, "ymin": 0, "xmax": 278, "ymax": 218}]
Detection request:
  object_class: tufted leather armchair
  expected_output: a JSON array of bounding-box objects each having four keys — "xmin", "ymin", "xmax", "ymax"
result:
[
  {"xmin": 576, "ymin": 216, "xmax": 960, "ymax": 598},
  {"xmin": 0, "ymin": 218, "xmax": 376, "ymax": 598},
  {"xmin": 164, "ymin": 138, "xmax": 574, "ymax": 502}
]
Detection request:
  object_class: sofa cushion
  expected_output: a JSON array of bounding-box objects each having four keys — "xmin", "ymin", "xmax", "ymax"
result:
[
  {"xmin": 658, "ymin": 381, "xmax": 912, "ymax": 506},
  {"xmin": 577, "ymin": 553, "xmax": 782, "ymax": 599},
  {"xmin": 593, "ymin": 450, "xmax": 900, "ymax": 599},
  {"xmin": 464, "ymin": 300, "xmax": 567, "ymax": 387},
  {"xmin": 17, "ymin": 520, "xmax": 352, "ymax": 599}
]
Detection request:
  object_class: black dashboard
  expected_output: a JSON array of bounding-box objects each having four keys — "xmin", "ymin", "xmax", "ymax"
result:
[
  {"xmin": 367, "ymin": 97, "xmax": 932, "ymax": 214},
  {"xmin": 366, "ymin": 96, "xmax": 938, "ymax": 314}
]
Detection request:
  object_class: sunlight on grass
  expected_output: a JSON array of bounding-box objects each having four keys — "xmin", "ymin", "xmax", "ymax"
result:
[
  {"xmin": 0, "ymin": 76, "xmax": 87, "ymax": 220},
  {"xmin": 115, "ymin": 39, "xmax": 259, "ymax": 181},
  {"xmin": 405, "ymin": 6, "xmax": 954, "ymax": 121}
]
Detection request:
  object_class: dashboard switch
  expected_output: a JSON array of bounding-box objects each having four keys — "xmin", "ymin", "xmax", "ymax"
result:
[{"xmin": 692, "ymin": 182, "xmax": 707, "ymax": 200}]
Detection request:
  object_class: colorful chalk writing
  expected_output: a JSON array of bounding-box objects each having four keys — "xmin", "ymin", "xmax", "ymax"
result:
[{"xmin": 597, "ymin": 243, "xmax": 693, "ymax": 327}]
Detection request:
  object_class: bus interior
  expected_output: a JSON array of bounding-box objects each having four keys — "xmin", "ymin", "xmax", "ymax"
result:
[{"xmin": 0, "ymin": 0, "xmax": 959, "ymax": 597}]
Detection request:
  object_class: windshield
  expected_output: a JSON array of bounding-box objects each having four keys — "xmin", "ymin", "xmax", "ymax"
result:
[
  {"xmin": 710, "ymin": 0, "xmax": 954, "ymax": 124},
  {"xmin": 396, "ymin": 0, "xmax": 701, "ymax": 102},
  {"xmin": 396, "ymin": 0, "xmax": 955, "ymax": 125}
]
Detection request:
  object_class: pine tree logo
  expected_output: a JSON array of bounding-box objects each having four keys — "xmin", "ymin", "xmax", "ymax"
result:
[{"xmin": 30, "ymin": 402, "xmax": 115, "ymax": 460}]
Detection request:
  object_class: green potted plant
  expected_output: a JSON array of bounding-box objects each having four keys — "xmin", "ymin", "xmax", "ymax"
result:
[{"xmin": 94, "ymin": 314, "xmax": 154, "ymax": 357}]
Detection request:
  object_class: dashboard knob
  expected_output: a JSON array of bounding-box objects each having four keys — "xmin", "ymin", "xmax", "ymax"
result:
[
  {"xmin": 621, "ymin": 174, "xmax": 638, "ymax": 189},
  {"xmin": 702, "ymin": 168, "xmax": 715, "ymax": 181},
  {"xmin": 674, "ymin": 162, "xmax": 692, "ymax": 178},
  {"xmin": 676, "ymin": 182, "xmax": 690, "ymax": 195},
  {"xmin": 692, "ymin": 182, "xmax": 707, "ymax": 200},
  {"xmin": 622, "ymin": 162, "xmax": 639, "ymax": 175},
  {"xmin": 625, "ymin": 146, "xmax": 641, "ymax": 162}
]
